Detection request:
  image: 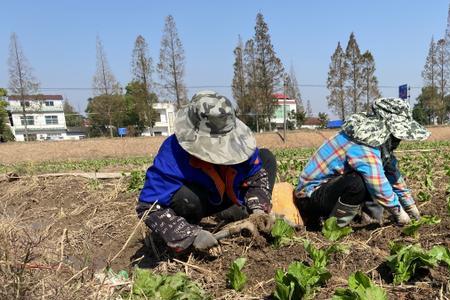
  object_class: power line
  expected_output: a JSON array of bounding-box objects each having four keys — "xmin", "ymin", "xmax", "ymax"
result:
[{"xmin": 11, "ymin": 83, "xmax": 423, "ymax": 91}]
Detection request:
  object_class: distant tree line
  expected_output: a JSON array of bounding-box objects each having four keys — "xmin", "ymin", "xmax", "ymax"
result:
[
  {"xmin": 5, "ymin": 15, "xmax": 187, "ymax": 140},
  {"xmin": 326, "ymin": 33, "xmax": 381, "ymax": 120},
  {"xmin": 414, "ymin": 8, "xmax": 450, "ymax": 126}
]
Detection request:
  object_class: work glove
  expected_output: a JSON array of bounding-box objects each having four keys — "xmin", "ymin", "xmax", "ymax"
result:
[
  {"xmin": 192, "ymin": 230, "xmax": 218, "ymax": 251},
  {"xmin": 249, "ymin": 209, "xmax": 274, "ymax": 233},
  {"xmin": 386, "ymin": 205, "xmax": 411, "ymax": 226},
  {"xmin": 404, "ymin": 204, "xmax": 420, "ymax": 220}
]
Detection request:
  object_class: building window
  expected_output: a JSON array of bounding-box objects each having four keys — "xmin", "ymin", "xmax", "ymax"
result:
[
  {"xmin": 45, "ymin": 101, "xmax": 54, "ymax": 106},
  {"xmin": 20, "ymin": 101, "xmax": 31, "ymax": 107},
  {"xmin": 45, "ymin": 115, "xmax": 58, "ymax": 125},
  {"xmin": 20, "ymin": 116, "xmax": 34, "ymax": 125}
]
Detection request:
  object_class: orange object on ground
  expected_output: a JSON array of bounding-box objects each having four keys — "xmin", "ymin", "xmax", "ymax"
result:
[{"xmin": 271, "ymin": 182, "xmax": 304, "ymax": 226}]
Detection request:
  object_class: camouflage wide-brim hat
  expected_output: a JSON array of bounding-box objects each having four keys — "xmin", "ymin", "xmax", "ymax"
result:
[
  {"xmin": 342, "ymin": 98, "xmax": 430, "ymax": 147},
  {"xmin": 174, "ymin": 90, "xmax": 256, "ymax": 165}
]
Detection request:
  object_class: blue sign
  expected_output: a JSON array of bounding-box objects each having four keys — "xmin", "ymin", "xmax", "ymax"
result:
[
  {"xmin": 399, "ymin": 84, "xmax": 408, "ymax": 100},
  {"xmin": 118, "ymin": 127, "xmax": 127, "ymax": 137},
  {"xmin": 327, "ymin": 120, "xmax": 343, "ymax": 129}
]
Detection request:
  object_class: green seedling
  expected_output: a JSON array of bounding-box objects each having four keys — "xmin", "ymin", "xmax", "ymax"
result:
[
  {"xmin": 271, "ymin": 218, "xmax": 296, "ymax": 248},
  {"xmin": 125, "ymin": 268, "xmax": 210, "ymax": 300},
  {"xmin": 402, "ymin": 215, "xmax": 441, "ymax": 238},
  {"xmin": 322, "ymin": 217, "xmax": 353, "ymax": 242},
  {"xmin": 333, "ymin": 271, "xmax": 387, "ymax": 300},
  {"xmin": 227, "ymin": 257, "xmax": 247, "ymax": 292}
]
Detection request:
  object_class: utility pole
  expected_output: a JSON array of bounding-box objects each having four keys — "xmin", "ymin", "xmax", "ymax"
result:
[{"xmin": 283, "ymin": 78, "xmax": 287, "ymax": 144}]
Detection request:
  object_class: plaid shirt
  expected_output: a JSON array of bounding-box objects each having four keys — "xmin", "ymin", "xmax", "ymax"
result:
[{"xmin": 295, "ymin": 132, "xmax": 414, "ymax": 208}]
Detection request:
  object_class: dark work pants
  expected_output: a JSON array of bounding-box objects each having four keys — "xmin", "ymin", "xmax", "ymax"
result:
[
  {"xmin": 297, "ymin": 172, "xmax": 380, "ymax": 226},
  {"xmin": 169, "ymin": 148, "xmax": 277, "ymax": 225}
]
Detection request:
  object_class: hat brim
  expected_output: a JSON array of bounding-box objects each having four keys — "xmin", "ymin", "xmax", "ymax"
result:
[
  {"xmin": 174, "ymin": 107, "xmax": 256, "ymax": 165},
  {"xmin": 387, "ymin": 118, "xmax": 431, "ymax": 141}
]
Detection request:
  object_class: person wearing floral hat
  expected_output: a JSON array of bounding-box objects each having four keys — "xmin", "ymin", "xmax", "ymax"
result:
[
  {"xmin": 136, "ymin": 91, "xmax": 277, "ymax": 252},
  {"xmin": 296, "ymin": 98, "xmax": 430, "ymax": 228}
]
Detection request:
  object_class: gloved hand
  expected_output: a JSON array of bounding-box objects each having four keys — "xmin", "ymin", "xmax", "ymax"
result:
[
  {"xmin": 386, "ymin": 205, "xmax": 411, "ymax": 226},
  {"xmin": 404, "ymin": 204, "xmax": 420, "ymax": 220},
  {"xmin": 249, "ymin": 209, "xmax": 274, "ymax": 233},
  {"xmin": 192, "ymin": 230, "xmax": 218, "ymax": 251}
]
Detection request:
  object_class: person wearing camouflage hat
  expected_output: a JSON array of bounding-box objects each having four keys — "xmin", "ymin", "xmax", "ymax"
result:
[
  {"xmin": 295, "ymin": 97, "xmax": 430, "ymax": 229},
  {"xmin": 136, "ymin": 91, "xmax": 277, "ymax": 253}
]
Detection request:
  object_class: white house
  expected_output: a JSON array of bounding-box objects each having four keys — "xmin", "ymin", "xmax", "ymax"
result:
[
  {"xmin": 141, "ymin": 102, "xmax": 176, "ymax": 136},
  {"xmin": 272, "ymin": 93, "xmax": 298, "ymax": 129},
  {"xmin": 7, "ymin": 95, "xmax": 68, "ymax": 141}
]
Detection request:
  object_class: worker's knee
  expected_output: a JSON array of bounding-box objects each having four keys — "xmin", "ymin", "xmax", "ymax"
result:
[{"xmin": 170, "ymin": 185, "xmax": 205, "ymax": 224}]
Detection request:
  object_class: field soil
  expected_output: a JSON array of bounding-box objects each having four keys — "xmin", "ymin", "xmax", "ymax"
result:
[
  {"xmin": 1, "ymin": 173, "xmax": 449, "ymax": 299},
  {"xmin": 1, "ymin": 125, "xmax": 450, "ymax": 165}
]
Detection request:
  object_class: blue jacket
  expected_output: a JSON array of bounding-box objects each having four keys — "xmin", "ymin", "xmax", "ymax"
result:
[{"xmin": 139, "ymin": 135, "xmax": 262, "ymax": 207}]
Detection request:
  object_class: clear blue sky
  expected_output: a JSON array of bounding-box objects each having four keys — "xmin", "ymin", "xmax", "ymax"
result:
[{"xmin": 0, "ymin": 0, "xmax": 449, "ymax": 118}]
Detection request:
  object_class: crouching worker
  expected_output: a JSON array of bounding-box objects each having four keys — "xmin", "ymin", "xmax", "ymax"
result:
[
  {"xmin": 136, "ymin": 91, "xmax": 277, "ymax": 253},
  {"xmin": 295, "ymin": 98, "xmax": 430, "ymax": 228}
]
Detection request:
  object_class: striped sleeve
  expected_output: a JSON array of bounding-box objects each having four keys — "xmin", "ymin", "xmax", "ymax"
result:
[{"xmin": 346, "ymin": 145, "xmax": 400, "ymax": 208}]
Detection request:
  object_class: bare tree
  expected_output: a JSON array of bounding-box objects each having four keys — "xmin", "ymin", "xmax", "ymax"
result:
[
  {"xmin": 361, "ymin": 51, "xmax": 381, "ymax": 111},
  {"xmin": 327, "ymin": 42, "xmax": 347, "ymax": 119},
  {"xmin": 306, "ymin": 100, "xmax": 313, "ymax": 117},
  {"xmin": 93, "ymin": 36, "xmax": 120, "ymax": 96},
  {"xmin": 157, "ymin": 15, "xmax": 187, "ymax": 108},
  {"xmin": 422, "ymin": 37, "xmax": 438, "ymax": 89},
  {"xmin": 131, "ymin": 35, "xmax": 156, "ymax": 134},
  {"xmin": 435, "ymin": 39, "xmax": 449, "ymax": 123},
  {"xmin": 244, "ymin": 38, "xmax": 261, "ymax": 131},
  {"xmin": 254, "ymin": 13, "xmax": 285, "ymax": 131},
  {"xmin": 285, "ymin": 64, "xmax": 303, "ymax": 111},
  {"xmin": 232, "ymin": 36, "xmax": 247, "ymax": 113},
  {"xmin": 345, "ymin": 32, "xmax": 364, "ymax": 114},
  {"xmin": 8, "ymin": 32, "xmax": 40, "ymax": 141}
]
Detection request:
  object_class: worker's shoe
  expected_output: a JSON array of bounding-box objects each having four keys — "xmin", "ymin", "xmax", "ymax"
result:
[
  {"xmin": 330, "ymin": 199, "xmax": 360, "ymax": 227},
  {"xmin": 361, "ymin": 200, "xmax": 384, "ymax": 224}
]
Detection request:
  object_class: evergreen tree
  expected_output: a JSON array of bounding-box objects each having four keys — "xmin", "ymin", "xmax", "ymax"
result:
[
  {"xmin": 413, "ymin": 86, "xmax": 440, "ymax": 125},
  {"xmin": 361, "ymin": 51, "xmax": 381, "ymax": 111},
  {"xmin": 8, "ymin": 32, "xmax": 40, "ymax": 141},
  {"xmin": 125, "ymin": 81, "xmax": 158, "ymax": 133},
  {"xmin": 131, "ymin": 35, "xmax": 157, "ymax": 132},
  {"xmin": 422, "ymin": 37, "xmax": 438, "ymax": 89},
  {"xmin": 93, "ymin": 36, "xmax": 120, "ymax": 96},
  {"xmin": 318, "ymin": 112, "xmax": 329, "ymax": 129},
  {"xmin": 327, "ymin": 42, "xmax": 347, "ymax": 119},
  {"xmin": 254, "ymin": 13, "xmax": 285, "ymax": 131},
  {"xmin": 345, "ymin": 32, "xmax": 364, "ymax": 114},
  {"xmin": 63, "ymin": 100, "xmax": 83, "ymax": 127},
  {"xmin": 86, "ymin": 94, "xmax": 126, "ymax": 137},
  {"xmin": 157, "ymin": 15, "xmax": 187, "ymax": 108},
  {"xmin": 0, "ymin": 88, "xmax": 14, "ymax": 142}
]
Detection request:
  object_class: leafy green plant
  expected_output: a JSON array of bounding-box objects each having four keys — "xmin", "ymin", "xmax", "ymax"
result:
[
  {"xmin": 416, "ymin": 190, "xmax": 431, "ymax": 202},
  {"xmin": 128, "ymin": 170, "xmax": 146, "ymax": 192},
  {"xmin": 386, "ymin": 243, "xmax": 450, "ymax": 285},
  {"xmin": 332, "ymin": 271, "xmax": 387, "ymax": 300},
  {"xmin": 227, "ymin": 257, "xmax": 247, "ymax": 292},
  {"xmin": 303, "ymin": 240, "xmax": 343, "ymax": 269},
  {"xmin": 126, "ymin": 268, "xmax": 210, "ymax": 300},
  {"xmin": 322, "ymin": 217, "xmax": 353, "ymax": 242},
  {"xmin": 271, "ymin": 218, "xmax": 296, "ymax": 248},
  {"xmin": 402, "ymin": 215, "xmax": 441, "ymax": 238},
  {"xmin": 274, "ymin": 261, "xmax": 331, "ymax": 300}
]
